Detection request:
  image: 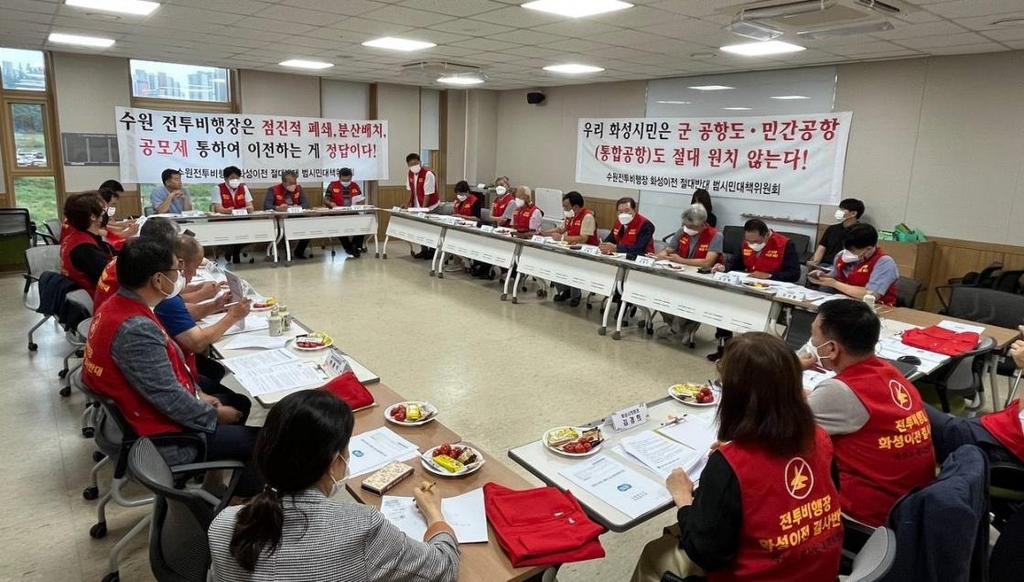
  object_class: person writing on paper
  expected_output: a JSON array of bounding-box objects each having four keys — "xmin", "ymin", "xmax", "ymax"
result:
[
  {"xmin": 405, "ymin": 153, "xmax": 439, "ymax": 259},
  {"xmin": 213, "ymin": 166, "xmax": 255, "ymax": 264},
  {"xmin": 808, "ymin": 224, "xmax": 899, "ymax": 305},
  {"xmin": 599, "ymin": 197, "xmax": 655, "ymax": 256},
  {"xmin": 82, "ymin": 239, "xmax": 261, "ymax": 494},
  {"xmin": 509, "ymin": 186, "xmax": 543, "ymax": 238},
  {"xmin": 209, "ymin": 390, "xmax": 460, "ymax": 582},
  {"xmin": 545, "ymin": 191, "xmax": 600, "ymax": 307},
  {"xmin": 799, "ymin": 299, "xmax": 935, "ymax": 527},
  {"xmin": 94, "ymin": 217, "xmax": 183, "ymax": 310},
  {"xmin": 452, "ymin": 180, "xmax": 482, "ymax": 220},
  {"xmin": 632, "ymin": 333, "xmax": 842, "ymax": 582},
  {"xmin": 809, "ymin": 198, "xmax": 864, "ymax": 267},
  {"xmin": 265, "ymin": 170, "xmax": 312, "ymax": 259},
  {"xmin": 655, "ymin": 204, "xmax": 723, "ymax": 269},
  {"xmin": 60, "ymin": 192, "xmax": 116, "ymax": 296},
  {"xmin": 324, "ymin": 167, "xmax": 366, "ymax": 258},
  {"xmin": 690, "ymin": 188, "xmax": 717, "ymax": 229},
  {"xmin": 151, "ymin": 168, "xmax": 193, "ymax": 215},
  {"xmin": 97, "ymin": 180, "xmax": 139, "ymax": 249},
  {"xmin": 491, "ymin": 176, "xmax": 515, "ymax": 226}
]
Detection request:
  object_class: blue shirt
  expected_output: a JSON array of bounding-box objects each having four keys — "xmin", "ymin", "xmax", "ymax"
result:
[
  {"xmin": 150, "ymin": 185, "xmax": 191, "ymax": 214},
  {"xmin": 154, "ymin": 295, "xmax": 196, "ymax": 338},
  {"xmin": 827, "ymin": 254, "xmax": 900, "ymax": 295}
]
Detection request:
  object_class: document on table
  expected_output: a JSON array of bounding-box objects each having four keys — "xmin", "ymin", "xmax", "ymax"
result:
[
  {"xmin": 347, "ymin": 428, "xmax": 421, "ymax": 478},
  {"xmin": 222, "ymin": 334, "xmax": 291, "ymax": 350},
  {"xmin": 937, "ymin": 320, "xmax": 986, "ymax": 335},
  {"xmin": 875, "ymin": 338, "xmax": 947, "ymax": 374},
  {"xmin": 200, "ymin": 313, "xmax": 270, "ymax": 336},
  {"xmin": 559, "ymin": 454, "xmax": 672, "ymax": 519},
  {"xmin": 656, "ymin": 415, "xmax": 717, "ymax": 456},
  {"xmin": 232, "ymin": 362, "xmax": 325, "ymax": 397},
  {"xmin": 381, "ymin": 488, "xmax": 488, "ymax": 544},
  {"xmin": 220, "ymin": 348, "xmax": 298, "ymax": 374},
  {"xmin": 619, "ymin": 430, "xmax": 706, "ymax": 480}
]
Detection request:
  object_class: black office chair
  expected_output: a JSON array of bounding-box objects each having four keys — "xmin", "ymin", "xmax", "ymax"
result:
[
  {"xmin": 990, "ymin": 462, "xmax": 1024, "ymax": 532},
  {"xmin": 927, "ymin": 336, "xmax": 996, "ymax": 413},
  {"xmin": 0, "ymin": 208, "xmax": 33, "ymax": 271},
  {"xmin": 993, "ymin": 270, "xmax": 1024, "ymax": 294},
  {"xmin": 990, "ymin": 494, "xmax": 1024, "ymax": 578},
  {"xmin": 947, "ymin": 261, "xmax": 1002, "ymax": 287},
  {"xmin": 777, "ymin": 231, "xmax": 812, "ymax": 262},
  {"xmin": 128, "ymin": 437, "xmax": 244, "ymax": 582},
  {"xmin": 895, "ymin": 276, "xmax": 923, "ymax": 308}
]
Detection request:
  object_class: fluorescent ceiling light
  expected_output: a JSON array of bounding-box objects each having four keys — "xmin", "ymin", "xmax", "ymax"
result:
[
  {"xmin": 720, "ymin": 40, "xmax": 805, "ymax": 57},
  {"xmin": 770, "ymin": 95, "xmax": 810, "ymax": 100},
  {"xmin": 722, "ymin": 107, "xmax": 752, "ymax": 111},
  {"xmin": 688, "ymin": 85, "xmax": 733, "ymax": 91},
  {"xmin": 656, "ymin": 100, "xmax": 691, "ymax": 104},
  {"xmin": 726, "ymin": 20, "xmax": 783, "ymax": 42},
  {"xmin": 279, "ymin": 59, "xmax": 334, "ymax": 70},
  {"xmin": 438, "ymin": 74, "xmax": 485, "ymax": 86},
  {"xmin": 48, "ymin": 32, "xmax": 115, "ymax": 47},
  {"xmin": 522, "ymin": 0, "xmax": 633, "ymax": 18},
  {"xmin": 797, "ymin": 21, "xmax": 894, "ymax": 40},
  {"xmin": 65, "ymin": 0, "xmax": 160, "ymax": 16},
  {"xmin": 543, "ymin": 63, "xmax": 603, "ymax": 74},
  {"xmin": 362, "ymin": 37, "xmax": 436, "ymax": 51}
]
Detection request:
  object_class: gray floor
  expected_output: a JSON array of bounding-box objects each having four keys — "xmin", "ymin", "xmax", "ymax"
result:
[{"xmin": 3, "ymin": 243, "xmax": 727, "ymax": 582}]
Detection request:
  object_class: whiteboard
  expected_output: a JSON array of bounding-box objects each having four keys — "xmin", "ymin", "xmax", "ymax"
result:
[{"xmin": 535, "ymin": 187, "xmax": 563, "ymax": 222}]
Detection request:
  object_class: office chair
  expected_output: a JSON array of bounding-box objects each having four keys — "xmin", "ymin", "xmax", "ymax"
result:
[
  {"xmin": 844, "ymin": 526, "xmax": 897, "ymax": 582},
  {"xmin": 23, "ymin": 246, "xmax": 62, "ymax": 351},
  {"xmin": 895, "ymin": 277, "xmax": 923, "ymax": 308},
  {"xmin": 926, "ymin": 335, "xmax": 996, "ymax": 413},
  {"xmin": 57, "ymin": 290, "xmax": 93, "ymax": 399},
  {"xmin": 990, "ymin": 498, "xmax": 1024, "ymax": 578}
]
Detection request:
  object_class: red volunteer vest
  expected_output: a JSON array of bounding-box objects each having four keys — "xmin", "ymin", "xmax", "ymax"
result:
[
  {"xmin": 741, "ymin": 231, "xmax": 789, "ymax": 274},
  {"xmin": 710, "ymin": 428, "xmax": 842, "ymax": 582},
  {"xmin": 834, "ymin": 249, "xmax": 898, "ymax": 306},
  {"xmin": 453, "ymin": 194, "xmax": 479, "ymax": 217},
  {"xmin": 93, "ymin": 257, "xmax": 119, "ymax": 311},
  {"xmin": 832, "ymin": 357, "xmax": 936, "ymax": 526},
  {"xmin": 611, "ymin": 213, "xmax": 654, "ymax": 254},
  {"xmin": 60, "ymin": 228, "xmax": 108, "ymax": 295},
  {"xmin": 272, "ymin": 184, "xmax": 301, "ymax": 206},
  {"xmin": 326, "ymin": 180, "xmax": 362, "ymax": 207},
  {"xmin": 512, "ymin": 203, "xmax": 540, "ymax": 231},
  {"xmin": 406, "ymin": 167, "xmax": 438, "ymax": 208},
  {"xmin": 676, "ymin": 226, "xmax": 721, "ymax": 263},
  {"xmin": 981, "ymin": 400, "xmax": 1024, "ymax": 464},
  {"xmin": 104, "ymin": 230, "xmax": 126, "ymax": 252},
  {"xmin": 492, "ymin": 193, "xmax": 515, "ymax": 220},
  {"xmin": 218, "ymin": 183, "xmax": 247, "ymax": 209},
  {"xmin": 82, "ymin": 293, "xmax": 199, "ymax": 437},
  {"xmin": 565, "ymin": 208, "xmax": 600, "ymax": 246}
]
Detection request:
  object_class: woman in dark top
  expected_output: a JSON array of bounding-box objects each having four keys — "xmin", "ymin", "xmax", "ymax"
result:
[
  {"xmin": 59, "ymin": 191, "xmax": 115, "ymax": 295},
  {"xmin": 632, "ymin": 333, "xmax": 842, "ymax": 582},
  {"xmin": 691, "ymin": 188, "xmax": 717, "ymax": 228}
]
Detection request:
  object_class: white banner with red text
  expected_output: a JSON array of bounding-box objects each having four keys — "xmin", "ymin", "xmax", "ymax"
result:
[
  {"xmin": 575, "ymin": 112, "xmax": 852, "ymax": 204},
  {"xmin": 115, "ymin": 106, "xmax": 389, "ymax": 183}
]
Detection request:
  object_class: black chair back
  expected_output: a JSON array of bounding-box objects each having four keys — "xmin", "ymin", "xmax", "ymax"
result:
[
  {"xmin": 993, "ymin": 270, "xmax": 1024, "ymax": 294},
  {"xmin": 895, "ymin": 277, "xmax": 923, "ymax": 308},
  {"xmin": 777, "ymin": 231, "xmax": 811, "ymax": 262},
  {"xmin": 935, "ymin": 285, "xmax": 1024, "ymax": 329},
  {"xmin": 722, "ymin": 225, "xmax": 744, "ymax": 257}
]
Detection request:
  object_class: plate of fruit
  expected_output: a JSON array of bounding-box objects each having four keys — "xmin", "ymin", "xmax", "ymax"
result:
[
  {"xmin": 421, "ymin": 443, "xmax": 485, "ymax": 477},
  {"xmin": 669, "ymin": 383, "xmax": 718, "ymax": 406},
  {"xmin": 385, "ymin": 401, "xmax": 438, "ymax": 426},
  {"xmin": 251, "ymin": 297, "xmax": 277, "ymax": 311},
  {"xmin": 543, "ymin": 426, "xmax": 604, "ymax": 457},
  {"xmin": 289, "ymin": 332, "xmax": 334, "ymax": 351}
]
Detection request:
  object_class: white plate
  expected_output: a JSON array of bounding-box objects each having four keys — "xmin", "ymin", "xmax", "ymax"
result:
[
  {"xmin": 384, "ymin": 401, "xmax": 438, "ymax": 426},
  {"xmin": 420, "ymin": 445, "xmax": 485, "ymax": 477},
  {"xmin": 288, "ymin": 335, "xmax": 334, "ymax": 352},
  {"xmin": 250, "ymin": 302, "xmax": 276, "ymax": 312},
  {"xmin": 542, "ymin": 426, "xmax": 603, "ymax": 457},
  {"xmin": 668, "ymin": 384, "xmax": 719, "ymax": 407}
]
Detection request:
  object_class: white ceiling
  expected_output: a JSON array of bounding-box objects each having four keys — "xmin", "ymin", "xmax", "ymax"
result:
[{"xmin": 2, "ymin": 0, "xmax": 1024, "ymax": 90}]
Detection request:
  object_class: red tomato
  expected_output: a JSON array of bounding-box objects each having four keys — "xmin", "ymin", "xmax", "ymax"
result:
[{"xmin": 582, "ymin": 441, "xmax": 593, "ymax": 452}]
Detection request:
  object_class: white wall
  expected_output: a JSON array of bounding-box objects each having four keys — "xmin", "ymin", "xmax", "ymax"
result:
[
  {"xmin": 466, "ymin": 90, "xmax": 498, "ymax": 186},
  {"xmin": 446, "ymin": 89, "xmax": 467, "ymax": 185},
  {"xmin": 376, "ymin": 83, "xmax": 421, "ymax": 187},
  {"xmin": 238, "ymin": 70, "xmax": 320, "ymax": 117},
  {"xmin": 321, "ymin": 79, "xmax": 369, "ymax": 119}
]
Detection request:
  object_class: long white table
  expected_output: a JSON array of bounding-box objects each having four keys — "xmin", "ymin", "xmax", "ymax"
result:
[
  {"xmin": 171, "ymin": 212, "xmax": 279, "ymax": 262},
  {"xmin": 279, "ymin": 207, "xmax": 379, "ymax": 263},
  {"xmin": 436, "ymin": 226, "xmax": 520, "ymax": 299},
  {"xmin": 382, "ymin": 211, "xmax": 446, "ymax": 276}
]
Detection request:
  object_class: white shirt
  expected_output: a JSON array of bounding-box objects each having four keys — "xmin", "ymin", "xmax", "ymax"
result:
[{"xmin": 405, "ymin": 170, "xmax": 438, "ymax": 211}]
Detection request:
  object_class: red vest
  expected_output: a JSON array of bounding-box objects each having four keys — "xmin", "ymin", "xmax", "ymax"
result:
[
  {"xmin": 981, "ymin": 400, "xmax": 1024, "ymax": 464},
  {"xmin": 611, "ymin": 213, "xmax": 654, "ymax": 254},
  {"xmin": 512, "ymin": 203, "xmax": 540, "ymax": 231},
  {"xmin": 93, "ymin": 257, "xmax": 119, "ymax": 311},
  {"xmin": 711, "ymin": 428, "xmax": 842, "ymax": 582},
  {"xmin": 104, "ymin": 229, "xmax": 126, "ymax": 252},
  {"xmin": 82, "ymin": 292, "xmax": 199, "ymax": 437},
  {"xmin": 60, "ymin": 227, "xmax": 108, "ymax": 295},
  {"xmin": 218, "ymin": 183, "xmax": 247, "ymax": 209},
  {"xmin": 741, "ymin": 231, "xmax": 789, "ymax": 274},
  {"xmin": 272, "ymin": 184, "xmax": 301, "ymax": 206},
  {"xmin": 676, "ymin": 226, "xmax": 721, "ymax": 263},
  {"xmin": 832, "ymin": 357, "xmax": 936, "ymax": 526},
  {"xmin": 492, "ymin": 193, "xmax": 515, "ymax": 219},
  {"xmin": 565, "ymin": 208, "xmax": 600, "ymax": 246},
  {"xmin": 834, "ymin": 249, "xmax": 898, "ymax": 306},
  {"xmin": 406, "ymin": 167, "xmax": 438, "ymax": 208},
  {"xmin": 326, "ymin": 180, "xmax": 362, "ymax": 207},
  {"xmin": 453, "ymin": 194, "xmax": 479, "ymax": 217}
]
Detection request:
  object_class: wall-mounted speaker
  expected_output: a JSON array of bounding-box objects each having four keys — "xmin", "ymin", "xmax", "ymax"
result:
[{"xmin": 527, "ymin": 91, "xmax": 546, "ymax": 105}]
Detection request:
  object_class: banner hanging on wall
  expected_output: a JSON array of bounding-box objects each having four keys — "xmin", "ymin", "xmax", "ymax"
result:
[
  {"xmin": 115, "ymin": 106, "xmax": 389, "ymax": 183},
  {"xmin": 575, "ymin": 112, "xmax": 853, "ymax": 204}
]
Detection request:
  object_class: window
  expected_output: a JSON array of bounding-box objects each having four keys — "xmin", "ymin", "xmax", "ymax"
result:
[
  {"xmin": 130, "ymin": 59, "xmax": 230, "ymax": 103},
  {"xmin": 11, "ymin": 103, "xmax": 48, "ymax": 169},
  {"xmin": 13, "ymin": 176, "xmax": 56, "ymax": 224},
  {"xmin": 0, "ymin": 48, "xmax": 46, "ymax": 92}
]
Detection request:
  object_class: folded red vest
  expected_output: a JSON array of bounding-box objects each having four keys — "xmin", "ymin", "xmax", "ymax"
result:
[
  {"xmin": 484, "ymin": 482, "xmax": 605, "ymax": 568},
  {"xmin": 902, "ymin": 326, "xmax": 980, "ymax": 357},
  {"xmin": 318, "ymin": 371, "xmax": 375, "ymax": 411}
]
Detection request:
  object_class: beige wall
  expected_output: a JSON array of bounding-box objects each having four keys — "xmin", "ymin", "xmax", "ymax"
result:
[
  {"xmin": 237, "ymin": 70, "xmax": 320, "ymax": 117},
  {"xmin": 376, "ymin": 83, "xmax": 421, "ymax": 187},
  {"xmin": 446, "ymin": 89, "xmax": 467, "ymax": 185},
  {"xmin": 466, "ymin": 90, "xmax": 498, "ymax": 186}
]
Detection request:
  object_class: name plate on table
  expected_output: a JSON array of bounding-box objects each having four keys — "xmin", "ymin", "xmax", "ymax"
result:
[
  {"xmin": 580, "ymin": 245, "xmax": 602, "ymax": 256},
  {"xmin": 325, "ymin": 350, "xmax": 349, "ymax": 375},
  {"xmin": 611, "ymin": 403, "xmax": 649, "ymax": 432},
  {"xmin": 479, "ymin": 225, "xmax": 495, "ymax": 233},
  {"xmin": 634, "ymin": 255, "xmax": 655, "ymax": 267},
  {"xmin": 286, "ymin": 206, "xmax": 304, "ymax": 214},
  {"xmin": 530, "ymin": 235, "xmax": 546, "ymax": 243},
  {"xmin": 777, "ymin": 288, "xmax": 807, "ymax": 302},
  {"xmin": 392, "ymin": 206, "xmax": 403, "ymax": 212},
  {"xmin": 713, "ymin": 271, "xmax": 741, "ymax": 285},
  {"xmin": 231, "ymin": 209, "xmax": 249, "ymax": 216}
]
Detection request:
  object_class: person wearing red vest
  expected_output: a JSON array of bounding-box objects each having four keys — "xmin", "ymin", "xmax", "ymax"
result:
[
  {"xmin": 509, "ymin": 187, "xmax": 544, "ymax": 237},
  {"xmin": 60, "ymin": 192, "xmax": 115, "ymax": 296},
  {"xmin": 543, "ymin": 191, "xmax": 600, "ymax": 306},
  {"xmin": 97, "ymin": 180, "xmax": 139, "ymax": 251},
  {"xmin": 491, "ymin": 176, "xmax": 515, "ymax": 226},
  {"xmin": 82, "ymin": 239, "xmax": 261, "ymax": 494},
  {"xmin": 452, "ymin": 180, "xmax": 482, "ymax": 220},
  {"xmin": 800, "ymin": 298, "xmax": 936, "ymax": 526},
  {"xmin": 211, "ymin": 166, "xmax": 254, "ymax": 264},
  {"xmin": 632, "ymin": 333, "xmax": 842, "ymax": 582},
  {"xmin": 405, "ymin": 153, "xmax": 439, "ymax": 259},
  {"xmin": 599, "ymin": 197, "xmax": 655, "ymax": 256},
  {"xmin": 264, "ymin": 170, "xmax": 311, "ymax": 259},
  {"xmin": 810, "ymin": 223, "xmax": 899, "ymax": 306},
  {"xmin": 323, "ymin": 167, "xmax": 367, "ymax": 258}
]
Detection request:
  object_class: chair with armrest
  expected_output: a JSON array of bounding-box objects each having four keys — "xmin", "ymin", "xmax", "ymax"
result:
[
  {"xmin": 22, "ymin": 245, "xmax": 62, "ymax": 350},
  {"xmin": 990, "ymin": 497, "xmax": 1024, "ymax": 578},
  {"xmin": 895, "ymin": 277, "xmax": 923, "ymax": 308},
  {"xmin": 947, "ymin": 262, "xmax": 1002, "ymax": 287},
  {"xmin": 926, "ymin": 335, "xmax": 996, "ymax": 413},
  {"xmin": 992, "ymin": 269, "xmax": 1024, "ymax": 295},
  {"xmin": 989, "ymin": 461, "xmax": 1024, "ymax": 532},
  {"xmin": 57, "ymin": 289, "xmax": 94, "ymax": 397},
  {"xmin": 845, "ymin": 526, "xmax": 897, "ymax": 582}
]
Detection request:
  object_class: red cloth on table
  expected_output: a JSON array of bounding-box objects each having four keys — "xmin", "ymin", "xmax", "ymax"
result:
[
  {"xmin": 901, "ymin": 326, "xmax": 980, "ymax": 357},
  {"xmin": 318, "ymin": 371, "xmax": 374, "ymax": 411}
]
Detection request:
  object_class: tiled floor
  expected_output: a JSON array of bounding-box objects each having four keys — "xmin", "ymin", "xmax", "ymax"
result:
[{"xmin": 2, "ymin": 243, "xmax": 726, "ymax": 582}]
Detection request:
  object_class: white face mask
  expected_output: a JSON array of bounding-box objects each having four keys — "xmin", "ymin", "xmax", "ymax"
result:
[
  {"xmin": 409, "ymin": 164, "xmax": 422, "ymax": 174},
  {"xmin": 340, "ymin": 180, "xmax": 351, "ymax": 187},
  {"xmin": 158, "ymin": 272, "xmax": 185, "ymax": 299},
  {"xmin": 564, "ymin": 209, "xmax": 575, "ymax": 219},
  {"xmin": 329, "ymin": 454, "xmax": 350, "ymax": 497},
  {"xmin": 748, "ymin": 241, "xmax": 766, "ymax": 253},
  {"xmin": 840, "ymin": 250, "xmax": 860, "ymax": 263},
  {"xmin": 227, "ymin": 178, "xmax": 241, "ymax": 189},
  {"xmin": 514, "ymin": 198, "xmax": 526, "ymax": 208},
  {"xmin": 834, "ymin": 209, "xmax": 848, "ymax": 222},
  {"xmin": 495, "ymin": 186, "xmax": 507, "ymax": 196},
  {"xmin": 285, "ymin": 184, "xmax": 297, "ymax": 193},
  {"xmin": 618, "ymin": 213, "xmax": 633, "ymax": 225},
  {"xmin": 106, "ymin": 206, "xmax": 117, "ymax": 217},
  {"xmin": 456, "ymin": 194, "xmax": 467, "ymax": 202},
  {"xmin": 682, "ymin": 226, "xmax": 700, "ymax": 236},
  {"xmin": 800, "ymin": 340, "xmax": 834, "ymax": 368}
]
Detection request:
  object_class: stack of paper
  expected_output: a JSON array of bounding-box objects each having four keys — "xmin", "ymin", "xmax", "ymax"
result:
[
  {"xmin": 619, "ymin": 430, "xmax": 706, "ymax": 479},
  {"xmin": 875, "ymin": 338, "xmax": 947, "ymax": 374},
  {"xmin": 937, "ymin": 320, "xmax": 986, "ymax": 334},
  {"xmin": 200, "ymin": 312, "xmax": 270, "ymax": 336},
  {"xmin": 346, "ymin": 427, "xmax": 420, "ymax": 478},
  {"xmin": 656, "ymin": 415, "xmax": 717, "ymax": 454},
  {"xmin": 381, "ymin": 488, "xmax": 488, "ymax": 544},
  {"xmin": 221, "ymin": 348, "xmax": 327, "ymax": 397},
  {"xmin": 223, "ymin": 335, "xmax": 291, "ymax": 350},
  {"xmin": 559, "ymin": 455, "xmax": 672, "ymax": 519}
]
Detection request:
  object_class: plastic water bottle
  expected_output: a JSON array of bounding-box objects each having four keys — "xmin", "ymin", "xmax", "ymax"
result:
[
  {"xmin": 863, "ymin": 292, "xmax": 876, "ymax": 310},
  {"xmin": 268, "ymin": 307, "xmax": 283, "ymax": 337},
  {"xmin": 279, "ymin": 305, "xmax": 291, "ymax": 332}
]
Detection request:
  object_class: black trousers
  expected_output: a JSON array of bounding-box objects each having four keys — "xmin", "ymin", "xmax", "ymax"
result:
[
  {"xmin": 294, "ymin": 239, "xmax": 310, "ymax": 258},
  {"xmin": 340, "ymin": 236, "xmax": 365, "ymax": 254},
  {"xmin": 204, "ymin": 423, "xmax": 262, "ymax": 496}
]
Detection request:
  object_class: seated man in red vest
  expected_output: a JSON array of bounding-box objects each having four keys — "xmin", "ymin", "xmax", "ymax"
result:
[
  {"xmin": 545, "ymin": 191, "xmax": 600, "ymax": 307},
  {"xmin": 94, "ymin": 217, "xmax": 183, "ymax": 310},
  {"xmin": 83, "ymin": 239, "xmax": 261, "ymax": 495},
  {"xmin": 800, "ymin": 299, "xmax": 936, "ymax": 527},
  {"xmin": 264, "ymin": 170, "xmax": 311, "ymax": 259},
  {"xmin": 405, "ymin": 152, "xmax": 439, "ymax": 259},
  {"xmin": 490, "ymin": 176, "xmax": 515, "ymax": 227},
  {"xmin": 599, "ymin": 197, "xmax": 655, "ymax": 256},
  {"xmin": 212, "ymin": 166, "xmax": 254, "ymax": 264},
  {"xmin": 97, "ymin": 180, "xmax": 138, "ymax": 251},
  {"xmin": 809, "ymin": 223, "xmax": 899, "ymax": 305},
  {"xmin": 60, "ymin": 191, "xmax": 115, "ymax": 296},
  {"xmin": 509, "ymin": 187, "xmax": 543, "ymax": 238},
  {"xmin": 324, "ymin": 167, "xmax": 366, "ymax": 258},
  {"xmin": 445, "ymin": 180, "xmax": 483, "ymax": 273},
  {"xmin": 655, "ymin": 204, "xmax": 723, "ymax": 344}
]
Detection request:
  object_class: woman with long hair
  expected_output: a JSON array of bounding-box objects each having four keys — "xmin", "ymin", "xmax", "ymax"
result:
[
  {"xmin": 209, "ymin": 390, "xmax": 459, "ymax": 581},
  {"xmin": 632, "ymin": 333, "xmax": 842, "ymax": 582}
]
